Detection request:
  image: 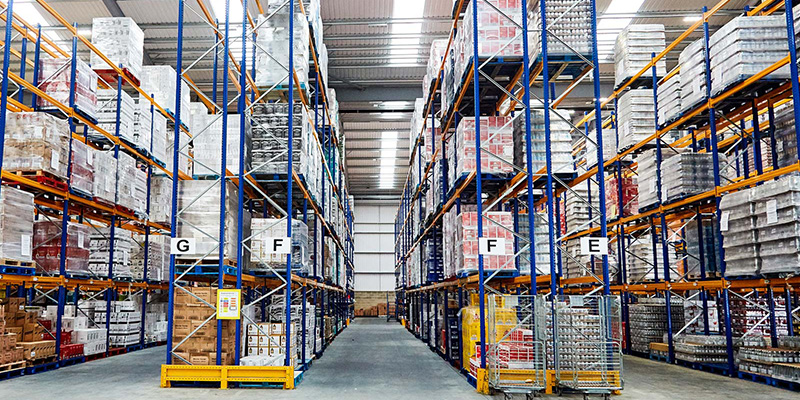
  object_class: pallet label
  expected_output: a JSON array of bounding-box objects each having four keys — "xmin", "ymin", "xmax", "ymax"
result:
[
  {"xmin": 580, "ymin": 237, "xmax": 608, "ymax": 256},
  {"xmin": 264, "ymin": 237, "xmax": 291, "ymax": 254},
  {"xmin": 478, "ymin": 238, "xmax": 506, "ymax": 255},
  {"xmin": 171, "ymin": 238, "xmax": 196, "ymax": 255},
  {"xmin": 21, "ymin": 235, "xmax": 31, "ymax": 257}
]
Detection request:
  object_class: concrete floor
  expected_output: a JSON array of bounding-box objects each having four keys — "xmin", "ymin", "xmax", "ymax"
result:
[{"xmin": 1, "ymin": 319, "xmax": 797, "ymax": 399}]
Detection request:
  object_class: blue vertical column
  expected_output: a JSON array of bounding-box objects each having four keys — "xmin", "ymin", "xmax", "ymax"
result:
[
  {"xmin": 470, "ymin": 0, "xmax": 487, "ymax": 371},
  {"xmin": 215, "ymin": 0, "xmax": 232, "ymax": 366},
  {"xmin": 165, "ymin": 0, "xmax": 186, "ymax": 365},
  {"xmin": 233, "ymin": 0, "xmax": 248, "ymax": 366},
  {"xmin": 652, "ymin": 53, "xmax": 674, "ymax": 364},
  {"xmin": 56, "ymin": 26, "xmax": 81, "ymax": 359},
  {"xmin": 285, "ymin": 0, "xmax": 296, "ymax": 367},
  {"xmin": 702, "ymin": 7, "xmax": 734, "ymax": 374},
  {"xmin": 140, "ymin": 95, "xmax": 156, "ymax": 347},
  {"xmin": 785, "ymin": 0, "xmax": 800, "ymax": 151},
  {"xmin": 0, "ymin": 0, "xmax": 13, "ymax": 169},
  {"xmin": 539, "ymin": 0, "xmax": 557, "ymax": 297},
  {"xmin": 521, "ymin": 0, "xmax": 537, "ymax": 293},
  {"xmin": 17, "ymin": 28, "xmax": 26, "ymax": 104},
  {"xmin": 31, "ymin": 24, "xmax": 42, "ymax": 109},
  {"xmin": 590, "ymin": 0, "xmax": 609, "ymax": 294}
]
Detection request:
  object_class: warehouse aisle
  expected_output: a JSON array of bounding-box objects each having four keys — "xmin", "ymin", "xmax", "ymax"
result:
[{"xmin": 2, "ymin": 322, "xmax": 798, "ymax": 399}]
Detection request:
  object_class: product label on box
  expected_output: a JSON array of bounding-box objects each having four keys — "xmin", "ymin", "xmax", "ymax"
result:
[
  {"xmin": 720, "ymin": 211, "xmax": 730, "ymax": 232},
  {"xmin": 51, "ymin": 151, "xmax": 60, "ymax": 169},
  {"xmin": 216, "ymin": 289, "xmax": 241, "ymax": 320},
  {"xmin": 20, "ymin": 235, "xmax": 31, "ymax": 256},
  {"xmin": 766, "ymin": 199, "xmax": 778, "ymax": 225}
]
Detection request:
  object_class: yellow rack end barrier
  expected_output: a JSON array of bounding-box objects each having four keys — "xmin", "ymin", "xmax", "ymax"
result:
[{"xmin": 160, "ymin": 365, "xmax": 296, "ymax": 390}]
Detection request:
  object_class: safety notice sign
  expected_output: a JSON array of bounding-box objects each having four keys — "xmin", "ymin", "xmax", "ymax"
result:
[{"xmin": 216, "ymin": 289, "xmax": 241, "ymax": 320}]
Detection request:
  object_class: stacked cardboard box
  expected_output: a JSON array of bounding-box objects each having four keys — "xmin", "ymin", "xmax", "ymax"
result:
[
  {"xmin": 0, "ymin": 300, "xmax": 25, "ymax": 365},
  {"xmin": 148, "ymin": 176, "xmax": 173, "ymax": 226},
  {"xmin": 617, "ymin": 89, "xmax": 655, "ymax": 150},
  {"xmin": 636, "ymin": 148, "xmax": 685, "ymax": 211},
  {"xmin": 679, "ymin": 39, "xmax": 706, "ymax": 113},
  {"xmin": 95, "ymin": 89, "xmax": 136, "ymax": 144},
  {"xmin": 245, "ymin": 322, "xmax": 298, "ymax": 367},
  {"xmin": 251, "ymin": 218, "xmax": 310, "ymax": 275},
  {"xmin": 70, "ymin": 140, "xmax": 94, "ymax": 198},
  {"xmin": 94, "ymin": 301, "xmax": 141, "ymax": 347},
  {"xmin": 3, "ymin": 112, "xmax": 71, "ymax": 180},
  {"xmin": 38, "ymin": 58, "xmax": 98, "ymax": 119},
  {"xmin": 2, "ymin": 298, "xmax": 55, "ymax": 362},
  {"xmin": 0, "ymin": 187, "xmax": 34, "ymax": 263},
  {"xmin": 176, "ymin": 180, "xmax": 249, "ymax": 262},
  {"xmin": 88, "ymin": 227, "xmax": 135, "ymax": 279},
  {"xmin": 527, "ymin": 0, "xmax": 592, "ymax": 60},
  {"xmin": 90, "ymin": 17, "xmax": 144, "ymax": 79},
  {"xmin": 709, "ymin": 15, "xmax": 789, "ymax": 96},
  {"xmin": 140, "ymin": 65, "xmax": 190, "ymax": 123},
  {"xmin": 255, "ymin": 4, "xmax": 309, "ymax": 90},
  {"xmin": 189, "ymin": 113, "xmax": 252, "ymax": 176},
  {"xmin": 33, "ymin": 221, "xmax": 91, "ymax": 276},
  {"xmin": 515, "ymin": 108, "xmax": 575, "ymax": 175},
  {"xmin": 115, "ymin": 151, "xmax": 144, "ymax": 213},
  {"xmin": 92, "ymin": 150, "xmax": 118, "ymax": 205},
  {"xmin": 614, "ymin": 24, "xmax": 666, "ymax": 87},
  {"xmin": 172, "ymin": 287, "xmax": 236, "ymax": 365},
  {"xmin": 454, "ymin": 0, "xmax": 522, "ymax": 84},
  {"xmin": 606, "ymin": 175, "xmax": 638, "ymax": 220},
  {"xmin": 448, "ymin": 117, "xmax": 514, "ymax": 189},
  {"xmin": 662, "ymin": 153, "xmax": 717, "ymax": 203},
  {"xmin": 145, "ymin": 303, "xmax": 169, "ymax": 343},
  {"xmin": 442, "ymin": 205, "xmax": 515, "ymax": 278}
]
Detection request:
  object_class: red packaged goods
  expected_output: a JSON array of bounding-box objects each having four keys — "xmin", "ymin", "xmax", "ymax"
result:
[
  {"xmin": 33, "ymin": 221, "xmax": 90, "ymax": 275},
  {"xmin": 448, "ymin": 117, "xmax": 514, "ymax": 187},
  {"xmin": 443, "ymin": 205, "xmax": 515, "ymax": 278},
  {"xmin": 37, "ymin": 58, "xmax": 98, "ymax": 120},
  {"xmin": 455, "ymin": 0, "xmax": 523, "ymax": 82},
  {"xmin": 606, "ymin": 176, "xmax": 639, "ymax": 219}
]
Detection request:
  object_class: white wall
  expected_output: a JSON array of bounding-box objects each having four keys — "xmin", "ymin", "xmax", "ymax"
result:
[{"xmin": 353, "ymin": 200, "xmax": 397, "ymax": 291}]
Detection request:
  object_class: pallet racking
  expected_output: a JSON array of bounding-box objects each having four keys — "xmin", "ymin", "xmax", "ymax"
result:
[
  {"xmin": 0, "ymin": 0, "xmax": 354, "ymax": 386},
  {"xmin": 160, "ymin": 0, "xmax": 354, "ymax": 390},
  {"xmin": 395, "ymin": 0, "xmax": 800, "ymax": 396}
]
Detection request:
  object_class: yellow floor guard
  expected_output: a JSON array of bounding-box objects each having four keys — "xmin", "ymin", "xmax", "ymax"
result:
[{"xmin": 161, "ymin": 365, "xmax": 296, "ymax": 389}]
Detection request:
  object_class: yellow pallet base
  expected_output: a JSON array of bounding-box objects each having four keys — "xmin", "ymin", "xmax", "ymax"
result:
[{"xmin": 160, "ymin": 365, "xmax": 296, "ymax": 389}]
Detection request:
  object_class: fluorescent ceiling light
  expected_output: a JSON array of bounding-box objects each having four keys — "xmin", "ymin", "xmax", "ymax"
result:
[
  {"xmin": 209, "ymin": 0, "xmax": 243, "ymax": 23},
  {"xmin": 597, "ymin": 0, "xmax": 646, "ymax": 60},
  {"xmin": 382, "ymin": 131, "xmax": 400, "ymax": 140},
  {"xmin": 683, "ymin": 16, "xmax": 702, "ymax": 22},
  {"xmin": 14, "ymin": 3, "xmax": 58, "ymax": 41},
  {"xmin": 77, "ymin": 28, "xmax": 92, "ymax": 36},
  {"xmin": 390, "ymin": 0, "xmax": 425, "ymax": 64},
  {"xmin": 380, "ymin": 149, "xmax": 397, "ymax": 160}
]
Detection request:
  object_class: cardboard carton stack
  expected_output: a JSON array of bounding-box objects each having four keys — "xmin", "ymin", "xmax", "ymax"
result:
[
  {"xmin": 90, "ymin": 17, "xmax": 144, "ymax": 79},
  {"xmin": 71, "ymin": 301, "xmax": 108, "ymax": 356},
  {"xmin": 88, "ymin": 227, "xmax": 135, "ymax": 279},
  {"xmin": 245, "ymin": 322, "xmax": 298, "ymax": 368},
  {"xmin": 0, "ymin": 300, "xmax": 25, "ymax": 365},
  {"xmin": 0, "ymin": 187, "xmax": 34, "ymax": 264},
  {"xmin": 3, "ymin": 112, "xmax": 70, "ymax": 180},
  {"xmin": 43, "ymin": 304, "xmax": 84, "ymax": 360},
  {"xmin": 94, "ymin": 89, "xmax": 136, "ymax": 145},
  {"xmin": 94, "ymin": 301, "xmax": 141, "ymax": 347},
  {"xmin": 38, "ymin": 58, "xmax": 98, "ymax": 119},
  {"xmin": 2, "ymin": 298, "xmax": 56, "ymax": 362},
  {"xmin": 172, "ymin": 287, "xmax": 236, "ymax": 365}
]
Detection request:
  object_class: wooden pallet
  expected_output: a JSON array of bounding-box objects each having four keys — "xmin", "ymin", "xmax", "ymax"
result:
[
  {"xmin": 0, "ymin": 258, "xmax": 34, "ymax": 267},
  {"xmin": 0, "ymin": 360, "xmax": 25, "ymax": 372}
]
